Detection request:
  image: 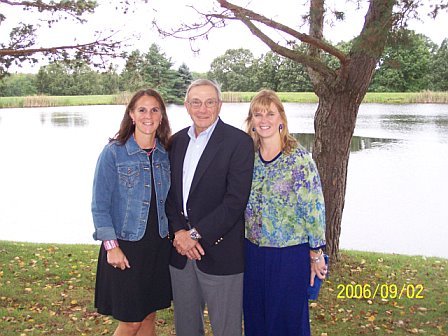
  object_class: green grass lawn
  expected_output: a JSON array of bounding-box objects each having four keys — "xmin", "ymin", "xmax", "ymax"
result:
[{"xmin": 0, "ymin": 241, "xmax": 446, "ymax": 335}]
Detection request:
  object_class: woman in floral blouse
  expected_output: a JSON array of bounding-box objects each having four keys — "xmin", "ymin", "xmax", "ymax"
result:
[{"xmin": 243, "ymin": 89, "xmax": 327, "ymax": 336}]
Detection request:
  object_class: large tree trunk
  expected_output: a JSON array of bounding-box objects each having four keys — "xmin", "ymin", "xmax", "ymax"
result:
[
  {"xmin": 313, "ymin": 93, "xmax": 359, "ymax": 260},
  {"xmin": 307, "ymin": 0, "xmax": 395, "ymax": 260},
  {"xmin": 311, "ymin": 52, "xmax": 382, "ymax": 260}
]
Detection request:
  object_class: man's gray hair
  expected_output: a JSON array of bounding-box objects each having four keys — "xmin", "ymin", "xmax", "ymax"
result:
[{"xmin": 185, "ymin": 79, "xmax": 222, "ymax": 102}]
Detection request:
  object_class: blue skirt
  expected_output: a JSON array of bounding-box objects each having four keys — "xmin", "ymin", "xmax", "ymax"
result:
[{"xmin": 243, "ymin": 239, "xmax": 311, "ymax": 336}]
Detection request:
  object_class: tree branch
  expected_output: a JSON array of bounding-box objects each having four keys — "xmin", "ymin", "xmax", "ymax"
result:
[
  {"xmin": 233, "ymin": 13, "xmax": 335, "ymax": 79},
  {"xmin": 0, "ymin": 0, "xmax": 96, "ymax": 22},
  {"xmin": 216, "ymin": 0, "xmax": 347, "ymax": 64},
  {"xmin": 154, "ymin": 5, "xmax": 226, "ymax": 39},
  {"xmin": 0, "ymin": 35, "xmax": 121, "ymax": 57}
]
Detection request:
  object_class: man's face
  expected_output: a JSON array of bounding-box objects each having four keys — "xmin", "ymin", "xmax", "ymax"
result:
[{"xmin": 185, "ymin": 85, "xmax": 222, "ymax": 136}]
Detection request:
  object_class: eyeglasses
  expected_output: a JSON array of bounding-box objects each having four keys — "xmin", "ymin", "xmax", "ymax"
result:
[{"xmin": 187, "ymin": 99, "xmax": 219, "ymax": 109}]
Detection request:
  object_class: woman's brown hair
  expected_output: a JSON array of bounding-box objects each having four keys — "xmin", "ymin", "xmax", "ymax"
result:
[{"xmin": 112, "ymin": 89, "xmax": 172, "ymax": 149}]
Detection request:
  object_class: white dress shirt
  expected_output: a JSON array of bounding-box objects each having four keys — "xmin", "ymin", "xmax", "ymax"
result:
[{"xmin": 182, "ymin": 118, "xmax": 219, "ymax": 217}]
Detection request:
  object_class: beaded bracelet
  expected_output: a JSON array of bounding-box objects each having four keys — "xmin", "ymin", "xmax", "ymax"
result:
[
  {"xmin": 310, "ymin": 249, "xmax": 323, "ymax": 263},
  {"xmin": 103, "ymin": 239, "xmax": 119, "ymax": 251},
  {"xmin": 310, "ymin": 255, "xmax": 322, "ymax": 263}
]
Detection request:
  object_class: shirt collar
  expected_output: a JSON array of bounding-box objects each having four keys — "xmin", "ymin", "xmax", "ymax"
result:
[{"xmin": 187, "ymin": 117, "xmax": 220, "ymax": 140}]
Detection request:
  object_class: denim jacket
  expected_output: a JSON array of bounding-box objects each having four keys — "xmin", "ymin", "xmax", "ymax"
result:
[{"xmin": 91, "ymin": 135, "xmax": 170, "ymax": 241}]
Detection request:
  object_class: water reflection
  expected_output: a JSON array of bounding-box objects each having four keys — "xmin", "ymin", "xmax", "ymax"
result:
[
  {"xmin": 293, "ymin": 133, "xmax": 397, "ymax": 152},
  {"xmin": 379, "ymin": 112, "xmax": 448, "ymax": 141},
  {"xmin": 435, "ymin": 117, "xmax": 448, "ymax": 128},
  {"xmin": 40, "ymin": 111, "xmax": 88, "ymax": 127}
]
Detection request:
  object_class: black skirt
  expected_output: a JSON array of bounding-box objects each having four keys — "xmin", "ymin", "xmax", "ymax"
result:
[{"xmin": 94, "ymin": 156, "xmax": 172, "ymax": 322}]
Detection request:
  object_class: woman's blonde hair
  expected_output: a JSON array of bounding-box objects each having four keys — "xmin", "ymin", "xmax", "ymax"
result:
[{"xmin": 245, "ymin": 89, "xmax": 297, "ymax": 154}]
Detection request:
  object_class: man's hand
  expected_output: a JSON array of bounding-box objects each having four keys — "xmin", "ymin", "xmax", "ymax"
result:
[
  {"xmin": 185, "ymin": 243, "xmax": 205, "ymax": 260},
  {"xmin": 173, "ymin": 229, "xmax": 205, "ymax": 260}
]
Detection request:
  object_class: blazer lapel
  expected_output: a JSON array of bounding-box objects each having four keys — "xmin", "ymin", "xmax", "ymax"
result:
[
  {"xmin": 189, "ymin": 119, "xmax": 225, "ymax": 195},
  {"xmin": 175, "ymin": 130, "xmax": 190, "ymax": 208}
]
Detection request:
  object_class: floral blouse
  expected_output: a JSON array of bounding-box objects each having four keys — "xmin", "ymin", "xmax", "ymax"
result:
[{"xmin": 245, "ymin": 145, "xmax": 326, "ymax": 248}]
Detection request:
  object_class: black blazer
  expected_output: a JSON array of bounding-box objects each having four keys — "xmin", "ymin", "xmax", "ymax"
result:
[{"xmin": 166, "ymin": 119, "xmax": 254, "ymax": 275}]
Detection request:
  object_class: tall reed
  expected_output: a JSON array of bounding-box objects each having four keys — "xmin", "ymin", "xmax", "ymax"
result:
[
  {"xmin": 113, "ymin": 92, "xmax": 132, "ymax": 105},
  {"xmin": 1, "ymin": 91, "xmax": 447, "ymax": 108},
  {"xmin": 24, "ymin": 95, "xmax": 55, "ymax": 107},
  {"xmin": 411, "ymin": 90, "xmax": 448, "ymax": 103}
]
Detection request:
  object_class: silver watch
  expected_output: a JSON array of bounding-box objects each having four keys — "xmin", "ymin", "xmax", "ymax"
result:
[{"xmin": 189, "ymin": 228, "xmax": 202, "ymax": 241}]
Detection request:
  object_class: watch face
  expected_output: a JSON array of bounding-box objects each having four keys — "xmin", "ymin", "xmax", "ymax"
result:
[{"xmin": 190, "ymin": 229, "xmax": 200, "ymax": 240}]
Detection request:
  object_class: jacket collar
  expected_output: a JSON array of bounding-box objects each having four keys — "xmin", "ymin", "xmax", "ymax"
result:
[{"xmin": 125, "ymin": 134, "xmax": 167, "ymax": 156}]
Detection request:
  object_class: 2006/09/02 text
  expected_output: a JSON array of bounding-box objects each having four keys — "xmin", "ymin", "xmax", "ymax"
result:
[{"xmin": 336, "ymin": 283, "xmax": 424, "ymax": 300}]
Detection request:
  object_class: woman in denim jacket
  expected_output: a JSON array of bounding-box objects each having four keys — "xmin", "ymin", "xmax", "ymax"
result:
[
  {"xmin": 243, "ymin": 90, "xmax": 327, "ymax": 336},
  {"xmin": 92, "ymin": 89, "xmax": 172, "ymax": 336}
]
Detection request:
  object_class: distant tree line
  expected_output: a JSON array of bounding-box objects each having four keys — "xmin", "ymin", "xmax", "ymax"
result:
[
  {"xmin": 208, "ymin": 31, "xmax": 448, "ymax": 93},
  {"xmin": 0, "ymin": 44, "xmax": 194, "ymax": 103},
  {"xmin": 1, "ymin": 31, "xmax": 447, "ymax": 100}
]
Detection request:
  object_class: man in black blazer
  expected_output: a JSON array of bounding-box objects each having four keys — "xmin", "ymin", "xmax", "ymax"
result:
[{"xmin": 166, "ymin": 79, "xmax": 254, "ymax": 336}]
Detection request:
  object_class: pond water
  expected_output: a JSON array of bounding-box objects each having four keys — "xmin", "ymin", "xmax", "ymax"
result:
[{"xmin": 0, "ymin": 103, "xmax": 447, "ymax": 258}]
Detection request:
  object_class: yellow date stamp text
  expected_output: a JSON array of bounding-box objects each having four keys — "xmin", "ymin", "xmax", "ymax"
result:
[{"xmin": 336, "ymin": 283, "xmax": 424, "ymax": 299}]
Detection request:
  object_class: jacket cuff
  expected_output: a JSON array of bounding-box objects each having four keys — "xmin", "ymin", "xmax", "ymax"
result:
[{"xmin": 93, "ymin": 226, "xmax": 117, "ymax": 241}]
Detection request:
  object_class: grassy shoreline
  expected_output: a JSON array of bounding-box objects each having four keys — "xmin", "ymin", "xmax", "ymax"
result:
[
  {"xmin": 1, "ymin": 91, "xmax": 447, "ymax": 108},
  {"xmin": 0, "ymin": 240, "xmax": 446, "ymax": 335}
]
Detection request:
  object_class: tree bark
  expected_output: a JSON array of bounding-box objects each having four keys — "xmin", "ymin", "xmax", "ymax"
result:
[
  {"xmin": 309, "ymin": 0, "xmax": 395, "ymax": 260},
  {"xmin": 313, "ymin": 93, "xmax": 357, "ymax": 260}
]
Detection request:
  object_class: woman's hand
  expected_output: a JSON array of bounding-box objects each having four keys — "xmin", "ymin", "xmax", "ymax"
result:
[
  {"xmin": 107, "ymin": 247, "xmax": 130, "ymax": 270},
  {"xmin": 310, "ymin": 251, "xmax": 327, "ymax": 286}
]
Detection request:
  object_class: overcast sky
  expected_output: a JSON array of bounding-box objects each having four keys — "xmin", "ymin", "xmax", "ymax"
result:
[{"xmin": 3, "ymin": 0, "xmax": 448, "ymax": 73}]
